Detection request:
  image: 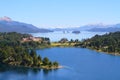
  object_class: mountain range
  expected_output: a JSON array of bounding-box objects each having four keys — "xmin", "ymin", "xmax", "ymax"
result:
[
  {"xmin": 0, "ymin": 16, "xmax": 53, "ymax": 33},
  {"xmin": 52, "ymin": 24, "xmax": 120, "ymax": 32},
  {"xmin": 87, "ymin": 24, "xmax": 120, "ymax": 32},
  {"xmin": 0, "ymin": 16, "xmax": 120, "ymax": 33}
]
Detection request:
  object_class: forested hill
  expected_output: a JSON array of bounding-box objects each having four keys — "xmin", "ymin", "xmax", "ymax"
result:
[
  {"xmin": 0, "ymin": 32, "xmax": 59, "ymax": 69},
  {"xmin": 76, "ymin": 31, "xmax": 120, "ymax": 55}
]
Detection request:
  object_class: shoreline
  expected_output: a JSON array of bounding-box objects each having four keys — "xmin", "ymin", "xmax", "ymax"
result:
[
  {"xmin": 38, "ymin": 45, "xmax": 120, "ymax": 56},
  {"xmin": 50, "ymin": 45, "xmax": 120, "ymax": 56},
  {"xmin": 41, "ymin": 65, "xmax": 63, "ymax": 70},
  {"xmin": 86, "ymin": 47, "xmax": 120, "ymax": 56},
  {"xmin": 6, "ymin": 64, "xmax": 64, "ymax": 70}
]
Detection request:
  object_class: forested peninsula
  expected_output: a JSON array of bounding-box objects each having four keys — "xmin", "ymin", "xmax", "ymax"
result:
[
  {"xmin": 0, "ymin": 32, "xmax": 59, "ymax": 69},
  {"xmin": 75, "ymin": 31, "xmax": 120, "ymax": 55}
]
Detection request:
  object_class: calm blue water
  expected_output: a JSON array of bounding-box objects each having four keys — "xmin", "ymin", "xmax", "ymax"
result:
[
  {"xmin": 31, "ymin": 31, "xmax": 106, "ymax": 42},
  {"xmin": 1, "ymin": 47, "xmax": 120, "ymax": 80}
]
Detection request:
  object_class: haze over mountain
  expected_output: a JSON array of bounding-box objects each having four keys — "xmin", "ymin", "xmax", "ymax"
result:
[
  {"xmin": 87, "ymin": 24, "xmax": 120, "ymax": 32},
  {"xmin": 0, "ymin": 16, "xmax": 120, "ymax": 33},
  {"xmin": 0, "ymin": 16, "xmax": 53, "ymax": 33},
  {"xmin": 52, "ymin": 23, "xmax": 120, "ymax": 32}
]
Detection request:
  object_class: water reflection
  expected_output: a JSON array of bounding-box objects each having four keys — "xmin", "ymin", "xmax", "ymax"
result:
[
  {"xmin": 42, "ymin": 68, "xmax": 58, "ymax": 76},
  {"xmin": 43, "ymin": 69, "xmax": 51, "ymax": 75},
  {"xmin": 0, "ymin": 63, "xmax": 31, "ymax": 74},
  {"xmin": 0, "ymin": 63, "xmax": 58, "ymax": 75}
]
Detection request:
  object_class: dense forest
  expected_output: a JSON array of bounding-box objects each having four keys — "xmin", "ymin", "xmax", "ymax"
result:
[
  {"xmin": 0, "ymin": 32, "xmax": 59, "ymax": 69},
  {"xmin": 75, "ymin": 31, "xmax": 120, "ymax": 55}
]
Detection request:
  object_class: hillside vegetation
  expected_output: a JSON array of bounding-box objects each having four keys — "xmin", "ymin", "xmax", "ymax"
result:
[
  {"xmin": 75, "ymin": 31, "xmax": 120, "ymax": 55},
  {"xmin": 0, "ymin": 32, "xmax": 59, "ymax": 69}
]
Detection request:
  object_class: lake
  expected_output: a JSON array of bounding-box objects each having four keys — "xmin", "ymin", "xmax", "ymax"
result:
[
  {"xmin": 31, "ymin": 31, "xmax": 106, "ymax": 42},
  {"xmin": 0, "ymin": 47, "xmax": 120, "ymax": 80}
]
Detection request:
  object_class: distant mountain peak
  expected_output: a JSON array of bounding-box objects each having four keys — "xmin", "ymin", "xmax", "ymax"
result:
[
  {"xmin": 0, "ymin": 16, "xmax": 12, "ymax": 22},
  {"xmin": 0, "ymin": 17, "xmax": 53, "ymax": 33}
]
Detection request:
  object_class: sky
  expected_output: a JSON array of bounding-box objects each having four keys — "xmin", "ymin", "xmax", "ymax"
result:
[{"xmin": 0, "ymin": 0, "xmax": 120, "ymax": 28}]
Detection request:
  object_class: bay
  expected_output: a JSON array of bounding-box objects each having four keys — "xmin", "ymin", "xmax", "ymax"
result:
[{"xmin": 0, "ymin": 47, "xmax": 120, "ymax": 80}]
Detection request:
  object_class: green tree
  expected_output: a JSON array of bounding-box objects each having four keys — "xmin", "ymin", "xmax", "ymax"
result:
[
  {"xmin": 53, "ymin": 61, "xmax": 59, "ymax": 67},
  {"xmin": 42, "ymin": 57, "xmax": 49, "ymax": 65}
]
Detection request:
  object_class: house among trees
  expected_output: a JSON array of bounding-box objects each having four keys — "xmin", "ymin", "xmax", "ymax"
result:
[{"xmin": 22, "ymin": 37, "xmax": 43, "ymax": 42}]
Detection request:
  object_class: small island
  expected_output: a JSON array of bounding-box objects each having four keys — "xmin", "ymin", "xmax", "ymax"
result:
[
  {"xmin": 72, "ymin": 31, "xmax": 80, "ymax": 34},
  {"xmin": 0, "ymin": 32, "xmax": 60, "ymax": 69}
]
